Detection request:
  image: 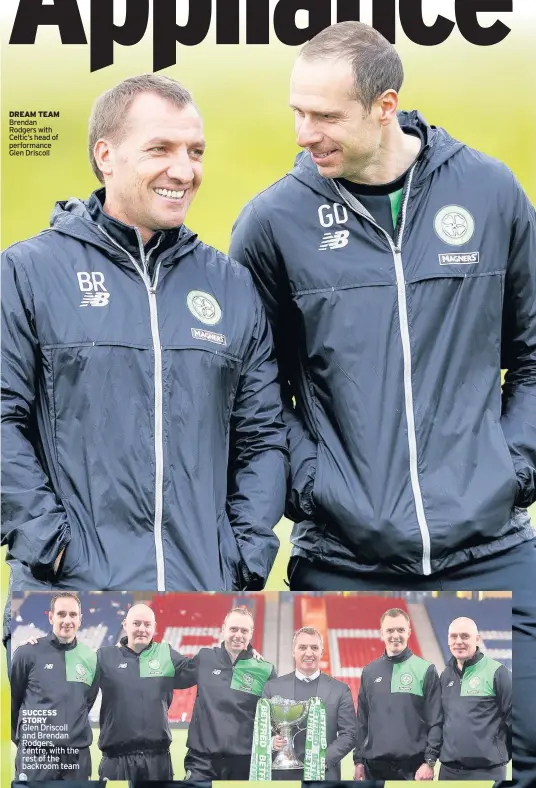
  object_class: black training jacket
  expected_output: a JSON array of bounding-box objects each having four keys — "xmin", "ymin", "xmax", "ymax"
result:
[
  {"xmin": 186, "ymin": 643, "xmax": 276, "ymax": 756},
  {"xmin": 1, "ymin": 189, "xmax": 288, "ymax": 592},
  {"xmin": 230, "ymin": 110, "xmax": 536, "ymax": 576},
  {"xmin": 355, "ymin": 647, "xmax": 442, "ymax": 763},
  {"xmin": 96, "ymin": 637, "xmax": 189, "ymax": 756},
  {"xmin": 10, "ymin": 632, "xmax": 98, "ymax": 748},
  {"xmin": 440, "ymin": 649, "xmax": 512, "ymax": 769}
]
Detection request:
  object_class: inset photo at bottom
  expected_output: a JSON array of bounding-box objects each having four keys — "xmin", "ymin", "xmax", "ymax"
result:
[{"xmin": 10, "ymin": 590, "xmax": 511, "ymax": 784}]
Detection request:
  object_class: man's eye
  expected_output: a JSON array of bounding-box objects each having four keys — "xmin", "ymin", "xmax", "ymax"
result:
[{"xmin": 150, "ymin": 146, "xmax": 165, "ymax": 152}]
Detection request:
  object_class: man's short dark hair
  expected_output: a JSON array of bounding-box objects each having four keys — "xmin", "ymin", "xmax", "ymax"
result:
[
  {"xmin": 300, "ymin": 21, "xmax": 404, "ymax": 112},
  {"xmin": 88, "ymin": 74, "xmax": 195, "ymax": 184},
  {"xmin": 380, "ymin": 608, "xmax": 410, "ymax": 627},
  {"xmin": 49, "ymin": 592, "xmax": 82, "ymax": 614}
]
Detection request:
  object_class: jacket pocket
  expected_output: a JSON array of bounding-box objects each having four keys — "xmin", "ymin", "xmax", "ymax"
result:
[
  {"xmin": 216, "ymin": 510, "xmax": 241, "ymax": 590},
  {"xmin": 53, "ymin": 504, "xmax": 82, "ymax": 582}
]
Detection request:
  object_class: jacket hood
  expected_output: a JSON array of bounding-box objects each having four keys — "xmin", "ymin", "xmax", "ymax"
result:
[
  {"xmin": 289, "ymin": 109, "xmax": 465, "ymax": 200},
  {"xmin": 50, "ymin": 188, "xmax": 200, "ymax": 264}
]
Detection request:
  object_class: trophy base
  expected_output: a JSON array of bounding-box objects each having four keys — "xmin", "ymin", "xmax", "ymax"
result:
[{"xmin": 272, "ymin": 755, "xmax": 304, "ymax": 770}]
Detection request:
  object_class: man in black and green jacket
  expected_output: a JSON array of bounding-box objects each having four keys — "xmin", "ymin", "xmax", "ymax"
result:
[
  {"xmin": 96, "ymin": 603, "xmax": 193, "ymax": 781},
  {"xmin": 439, "ymin": 617, "xmax": 512, "ymax": 781},
  {"xmin": 354, "ymin": 608, "xmax": 442, "ymax": 780},
  {"xmin": 10, "ymin": 592, "xmax": 98, "ymax": 781},
  {"xmin": 183, "ymin": 607, "xmax": 276, "ymax": 780}
]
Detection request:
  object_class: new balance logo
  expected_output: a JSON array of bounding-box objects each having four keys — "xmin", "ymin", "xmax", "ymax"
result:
[
  {"xmin": 447, "ymin": 681, "xmax": 454, "ymax": 687},
  {"xmin": 319, "ymin": 230, "xmax": 349, "ymax": 250},
  {"xmin": 374, "ymin": 676, "xmax": 382, "ymax": 683},
  {"xmin": 77, "ymin": 272, "xmax": 110, "ymax": 307},
  {"xmin": 212, "ymin": 669, "xmax": 221, "ymax": 675},
  {"xmin": 118, "ymin": 663, "xmax": 127, "ymax": 669},
  {"xmin": 44, "ymin": 664, "xmax": 53, "ymax": 669}
]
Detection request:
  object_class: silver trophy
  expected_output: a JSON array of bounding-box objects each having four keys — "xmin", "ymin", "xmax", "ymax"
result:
[{"xmin": 269, "ymin": 696, "xmax": 310, "ymax": 769}]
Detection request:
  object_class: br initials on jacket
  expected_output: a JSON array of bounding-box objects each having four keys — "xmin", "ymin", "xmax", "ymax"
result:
[{"xmin": 77, "ymin": 271, "xmax": 110, "ymax": 307}]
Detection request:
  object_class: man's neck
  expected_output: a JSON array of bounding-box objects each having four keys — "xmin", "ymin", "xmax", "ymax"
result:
[
  {"xmin": 102, "ymin": 196, "xmax": 154, "ymax": 245},
  {"xmin": 344, "ymin": 125, "xmax": 421, "ymax": 187}
]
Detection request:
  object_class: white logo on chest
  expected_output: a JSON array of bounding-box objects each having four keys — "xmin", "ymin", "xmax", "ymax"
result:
[
  {"xmin": 434, "ymin": 205, "xmax": 475, "ymax": 246},
  {"xmin": 187, "ymin": 290, "xmax": 222, "ymax": 325},
  {"xmin": 77, "ymin": 272, "xmax": 110, "ymax": 307},
  {"xmin": 319, "ymin": 230, "xmax": 349, "ymax": 250}
]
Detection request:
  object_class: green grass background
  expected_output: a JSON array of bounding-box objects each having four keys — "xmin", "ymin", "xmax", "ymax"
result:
[{"xmin": 1, "ymin": 2, "xmax": 534, "ymax": 785}]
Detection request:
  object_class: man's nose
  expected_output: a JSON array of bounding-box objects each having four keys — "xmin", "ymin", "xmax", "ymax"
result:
[
  {"xmin": 296, "ymin": 118, "xmax": 323, "ymax": 149},
  {"xmin": 167, "ymin": 150, "xmax": 195, "ymax": 183}
]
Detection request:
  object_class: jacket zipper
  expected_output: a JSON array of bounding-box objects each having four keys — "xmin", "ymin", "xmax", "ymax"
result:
[
  {"xmin": 335, "ymin": 166, "xmax": 432, "ymax": 576},
  {"xmin": 98, "ymin": 226, "xmax": 166, "ymax": 590}
]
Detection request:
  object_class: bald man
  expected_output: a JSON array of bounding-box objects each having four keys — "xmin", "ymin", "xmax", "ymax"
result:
[
  {"xmin": 95, "ymin": 603, "xmax": 195, "ymax": 781},
  {"xmin": 439, "ymin": 616, "xmax": 512, "ymax": 781}
]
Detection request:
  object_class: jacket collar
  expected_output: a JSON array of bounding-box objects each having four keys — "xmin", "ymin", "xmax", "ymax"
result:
[
  {"xmin": 47, "ymin": 631, "xmax": 78, "ymax": 651},
  {"xmin": 220, "ymin": 641, "xmax": 254, "ymax": 665},
  {"xmin": 119, "ymin": 635, "xmax": 155, "ymax": 657},
  {"xmin": 449, "ymin": 646, "xmax": 484, "ymax": 674},
  {"xmin": 383, "ymin": 645, "xmax": 413, "ymax": 664},
  {"xmin": 50, "ymin": 189, "xmax": 199, "ymax": 268},
  {"xmin": 87, "ymin": 188, "xmax": 183, "ymax": 262}
]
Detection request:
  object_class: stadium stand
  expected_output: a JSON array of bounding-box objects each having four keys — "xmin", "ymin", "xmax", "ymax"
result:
[
  {"xmin": 11, "ymin": 592, "xmax": 133, "ymax": 653},
  {"xmin": 150, "ymin": 593, "xmax": 264, "ymax": 723},
  {"xmin": 425, "ymin": 597, "xmax": 512, "ymax": 670}
]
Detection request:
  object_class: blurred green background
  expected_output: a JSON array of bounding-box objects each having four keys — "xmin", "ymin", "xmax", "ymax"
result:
[{"xmin": 1, "ymin": 2, "xmax": 534, "ymax": 785}]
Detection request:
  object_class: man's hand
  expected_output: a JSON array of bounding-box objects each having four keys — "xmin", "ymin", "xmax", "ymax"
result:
[
  {"xmin": 53, "ymin": 548, "xmax": 65, "ymax": 574},
  {"xmin": 272, "ymin": 735, "xmax": 287, "ymax": 751},
  {"xmin": 354, "ymin": 764, "xmax": 365, "ymax": 780},
  {"xmin": 415, "ymin": 763, "xmax": 434, "ymax": 780},
  {"xmin": 21, "ymin": 637, "xmax": 39, "ymax": 646},
  {"xmin": 251, "ymin": 648, "xmax": 265, "ymax": 661}
]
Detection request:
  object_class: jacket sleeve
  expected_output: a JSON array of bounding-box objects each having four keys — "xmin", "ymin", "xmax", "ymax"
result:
[
  {"xmin": 171, "ymin": 647, "xmax": 199, "ymax": 690},
  {"xmin": 261, "ymin": 678, "xmax": 273, "ymax": 699},
  {"xmin": 87, "ymin": 659, "xmax": 101, "ymax": 711},
  {"xmin": 227, "ymin": 272, "xmax": 289, "ymax": 590},
  {"xmin": 495, "ymin": 664, "xmax": 512, "ymax": 753},
  {"xmin": 326, "ymin": 682, "xmax": 357, "ymax": 769},
  {"xmin": 354, "ymin": 674, "xmax": 368, "ymax": 764},
  {"xmin": 1, "ymin": 249, "xmax": 71, "ymax": 578},
  {"xmin": 230, "ymin": 202, "xmax": 318, "ymax": 521},
  {"xmin": 423, "ymin": 663, "xmax": 443, "ymax": 761},
  {"xmin": 501, "ymin": 174, "xmax": 536, "ymax": 507},
  {"xmin": 10, "ymin": 644, "xmax": 32, "ymax": 743}
]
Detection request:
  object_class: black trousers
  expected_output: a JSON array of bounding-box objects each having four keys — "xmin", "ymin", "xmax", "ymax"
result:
[
  {"xmin": 15, "ymin": 744, "xmax": 91, "ymax": 781},
  {"xmin": 99, "ymin": 748, "xmax": 173, "ymax": 781},
  {"xmin": 363, "ymin": 754, "xmax": 424, "ymax": 780},
  {"xmin": 289, "ymin": 538, "xmax": 536, "ymax": 591},
  {"xmin": 184, "ymin": 748, "xmax": 251, "ymax": 780},
  {"xmin": 439, "ymin": 762, "xmax": 507, "ymax": 780}
]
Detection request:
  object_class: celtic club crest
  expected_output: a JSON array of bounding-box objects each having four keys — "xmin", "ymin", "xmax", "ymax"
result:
[{"xmin": 434, "ymin": 205, "xmax": 475, "ymax": 246}]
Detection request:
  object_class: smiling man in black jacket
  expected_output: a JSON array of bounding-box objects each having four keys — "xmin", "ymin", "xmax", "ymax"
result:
[
  {"xmin": 1, "ymin": 73, "xmax": 288, "ymax": 594},
  {"xmin": 96, "ymin": 603, "xmax": 192, "ymax": 781},
  {"xmin": 183, "ymin": 607, "xmax": 276, "ymax": 781},
  {"xmin": 10, "ymin": 592, "xmax": 98, "ymax": 782},
  {"xmin": 439, "ymin": 617, "xmax": 512, "ymax": 781},
  {"xmin": 354, "ymin": 608, "xmax": 442, "ymax": 781},
  {"xmin": 230, "ymin": 21, "xmax": 536, "ymax": 592}
]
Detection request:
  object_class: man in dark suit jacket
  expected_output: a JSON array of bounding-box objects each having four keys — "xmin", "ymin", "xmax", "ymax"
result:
[{"xmin": 262, "ymin": 626, "xmax": 357, "ymax": 780}]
